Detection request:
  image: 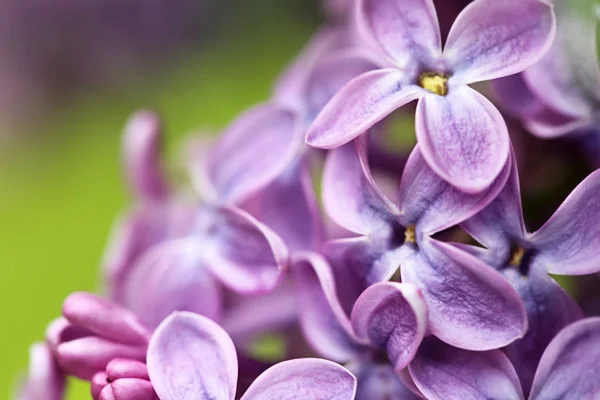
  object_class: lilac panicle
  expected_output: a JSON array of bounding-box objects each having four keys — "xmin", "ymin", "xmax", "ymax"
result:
[
  {"xmin": 321, "ymin": 136, "xmax": 526, "ymax": 350},
  {"xmin": 306, "ymin": 0, "xmax": 556, "ymax": 192},
  {"xmin": 146, "ymin": 311, "xmax": 357, "ymax": 400}
]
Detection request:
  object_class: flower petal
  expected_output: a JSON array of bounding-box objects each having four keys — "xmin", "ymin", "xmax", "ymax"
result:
[
  {"xmin": 122, "ymin": 110, "xmax": 170, "ymax": 201},
  {"xmin": 291, "ymin": 252, "xmax": 362, "ymax": 362},
  {"xmin": 492, "ymin": 74, "xmax": 546, "ymax": 119},
  {"xmin": 306, "ymin": 69, "xmax": 421, "ymax": 149},
  {"xmin": 355, "ymin": 365, "xmax": 423, "ymax": 400},
  {"xmin": 445, "ymin": 0, "xmax": 556, "ymax": 84},
  {"xmin": 351, "ymin": 282, "xmax": 427, "ymax": 370},
  {"xmin": 122, "ymin": 239, "xmax": 222, "ymax": 330},
  {"xmin": 99, "ymin": 379, "xmax": 159, "ymax": 400},
  {"xmin": 323, "ymin": 138, "xmax": 398, "ymax": 235},
  {"xmin": 357, "ymin": 0, "xmax": 441, "ymax": 67},
  {"xmin": 106, "ymin": 359, "xmax": 149, "ymax": 381},
  {"xmin": 147, "ymin": 312, "xmax": 238, "ymax": 400},
  {"xmin": 398, "ymin": 143, "xmax": 510, "ymax": 234},
  {"xmin": 241, "ymin": 358, "xmax": 357, "ymax": 400},
  {"xmin": 207, "ymin": 103, "xmax": 301, "ymax": 205},
  {"xmin": 409, "ymin": 337, "xmax": 524, "ymax": 400},
  {"xmin": 416, "ymin": 86, "xmax": 510, "ymax": 193},
  {"xmin": 530, "ymin": 317, "xmax": 600, "ymax": 399},
  {"xmin": 19, "ymin": 343, "xmax": 65, "ymax": 400},
  {"xmin": 531, "ymin": 169, "xmax": 600, "ymax": 275},
  {"xmin": 201, "ymin": 206, "xmax": 289, "ymax": 294},
  {"xmin": 401, "ymin": 239, "xmax": 527, "ymax": 350}
]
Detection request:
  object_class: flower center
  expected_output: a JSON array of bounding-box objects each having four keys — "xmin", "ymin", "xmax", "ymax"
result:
[
  {"xmin": 419, "ymin": 72, "xmax": 449, "ymax": 96},
  {"xmin": 509, "ymin": 246, "xmax": 526, "ymax": 267},
  {"xmin": 404, "ymin": 224, "xmax": 416, "ymax": 244},
  {"xmin": 507, "ymin": 245, "xmax": 536, "ymax": 276}
]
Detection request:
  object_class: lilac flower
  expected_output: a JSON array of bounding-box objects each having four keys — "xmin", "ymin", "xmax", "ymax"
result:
[
  {"xmin": 17, "ymin": 343, "xmax": 65, "ymax": 400},
  {"xmin": 91, "ymin": 359, "xmax": 158, "ymax": 400},
  {"xmin": 146, "ymin": 311, "xmax": 358, "ymax": 399},
  {"xmin": 306, "ymin": 0, "xmax": 556, "ymax": 192},
  {"xmin": 321, "ymin": 137, "xmax": 527, "ymax": 350},
  {"xmin": 409, "ymin": 317, "xmax": 600, "ymax": 399},
  {"xmin": 461, "ymin": 151, "xmax": 600, "ymax": 391}
]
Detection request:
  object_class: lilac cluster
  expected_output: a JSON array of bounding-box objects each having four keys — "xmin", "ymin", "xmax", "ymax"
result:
[{"xmin": 17, "ymin": 0, "xmax": 600, "ymax": 399}]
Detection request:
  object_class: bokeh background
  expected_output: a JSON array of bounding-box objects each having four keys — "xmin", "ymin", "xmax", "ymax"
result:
[{"xmin": 0, "ymin": 1, "xmax": 320, "ymax": 397}]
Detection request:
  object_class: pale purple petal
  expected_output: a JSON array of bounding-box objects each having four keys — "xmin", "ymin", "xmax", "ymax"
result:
[
  {"xmin": 351, "ymin": 282, "xmax": 427, "ymax": 370},
  {"xmin": 401, "ymin": 239, "xmax": 527, "ymax": 350},
  {"xmin": 410, "ymin": 337, "xmax": 524, "ymax": 400},
  {"xmin": 416, "ymin": 86, "xmax": 510, "ymax": 193},
  {"xmin": 322, "ymin": 139, "xmax": 398, "ymax": 235},
  {"xmin": 531, "ymin": 169, "xmax": 600, "ymax": 275},
  {"xmin": 240, "ymin": 358, "xmax": 357, "ymax": 400},
  {"xmin": 20, "ymin": 343, "xmax": 65, "ymax": 400},
  {"xmin": 147, "ymin": 312, "xmax": 238, "ymax": 400},
  {"xmin": 355, "ymin": 365, "xmax": 423, "ymax": 400},
  {"xmin": 306, "ymin": 69, "xmax": 421, "ymax": 149},
  {"xmin": 184, "ymin": 135, "xmax": 218, "ymax": 202},
  {"xmin": 461, "ymin": 149, "xmax": 525, "ymax": 250},
  {"xmin": 62, "ymin": 292, "xmax": 150, "ymax": 345},
  {"xmin": 357, "ymin": 0, "xmax": 441, "ymax": 67},
  {"xmin": 122, "ymin": 239, "xmax": 222, "ymax": 329},
  {"xmin": 99, "ymin": 379, "xmax": 159, "ymax": 400},
  {"xmin": 445, "ymin": 0, "xmax": 556, "ymax": 84},
  {"xmin": 530, "ymin": 317, "xmax": 600, "ymax": 399},
  {"xmin": 106, "ymin": 359, "xmax": 150, "ymax": 381},
  {"xmin": 291, "ymin": 251, "xmax": 362, "ymax": 362},
  {"xmin": 122, "ymin": 110, "xmax": 169, "ymax": 201},
  {"xmin": 206, "ymin": 103, "xmax": 301, "ymax": 205},
  {"xmin": 201, "ymin": 206, "xmax": 289, "ymax": 294},
  {"xmin": 398, "ymin": 144, "xmax": 511, "ymax": 234},
  {"xmin": 525, "ymin": 110, "xmax": 593, "ymax": 139},
  {"xmin": 45, "ymin": 317, "xmax": 92, "ymax": 351}
]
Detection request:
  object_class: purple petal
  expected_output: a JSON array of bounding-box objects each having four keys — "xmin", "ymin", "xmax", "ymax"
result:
[
  {"xmin": 56, "ymin": 337, "xmax": 147, "ymax": 380},
  {"xmin": 45, "ymin": 317, "xmax": 92, "ymax": 351},
  {"xmin": 305, "ymin": 69, "xmax": 421, "ymax": 149},
  {"xmin": 91, "ymin": 372, "xmax": 109, "ymax": 399},
  {"xmin": 355, "ymin": 365, "xmax": 423, "ymax": 400},
  {"xmin": 461, "ymin": 149, "xmax": 525, "ymax": 250},
  {"xmin": 62, "ymin": 292, "xmax": 150, "ymax": 345},
  {"xmin": 351, "ymin": 282, "xmax": 427, "ymax": 371},
  {"xmin": 401, "ymin": 239, "xmax": 527, "ymax": 350},
  {"xmin": 200, "ymin": 206, "xmax": 289, "ymax": 294},
  {"xmin": 106, "ymin": 359, "xmax": 150, "ymax": 381},
  {"xmin": 416, "ymin": 86, "xmax": 510, "ymax": 193},
  {"xmin": 530, "ymin": 318, "xmax": 600, "ymax": 399},
  {"xmin": 206, "ymin": 103, "xmax": 301, "ymax": 205},
  {"xmin": 99, "ymin": 379, "xmax": 159, "ymax": 400},
  {"xmin": 323, "ymin": 138, "xmax": 398, "ymax": 235},
  {"xmin": 492, "ymin": 74, "xmax": 546, "ymax": 119},
  {"xmin": 398, "ymin": 144, "xmax": 511, "ymax": 234},
  {"xmin": 20, "ymin": 343, "xmax": 65, "ymax": 400},
  {"xmin": 147, "ymin": 312, "xmax": 238, "ymax": 400},
  {"xmin": 531, "ymin": 169, "xmax": 600, "ymax": 275},
  {"xmin": 122, "ymin": 110, "xmax": 169, "ymax": 201},
  {"xmin": 122, "ymin": 239, "xmax": 222, "ymax": 330},
  {"xmin": 409, "ymin": 337, "xmax": 524, "ymax": 400},
  {"xmin": 240, "ymin": 358, "xmax": 357, "ymax": 400},
  {"xmin": 445, "ymin": 0, "xmax": 556, "ymax": 84},
  {"xmin": 184, "ymin": 135, "xmax": 218, "ymax": 201},
  {"xmin": 291, "ymin": 251, "xmax": 362, "ymax": 362},
  {"xmin": 357, "ymin": 0, "xmax": 441, "ymax": 67}
]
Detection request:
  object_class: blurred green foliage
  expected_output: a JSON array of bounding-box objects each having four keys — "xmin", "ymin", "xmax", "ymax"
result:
[{"xmin": 0, "ymin": 6, "xmax": 316, "ymax": 398}]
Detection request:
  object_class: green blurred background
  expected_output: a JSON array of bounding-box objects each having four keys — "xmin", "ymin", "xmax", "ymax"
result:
[{"xmin": 0, "ymin": 2, "xmax": 318, "ymax": 397}]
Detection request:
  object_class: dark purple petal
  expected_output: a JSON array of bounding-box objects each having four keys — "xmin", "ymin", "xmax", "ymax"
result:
[
  {"xmin": 240, "ymin": 358, "xmax": 357, "ymax": 400},
  {"xmin": 410, "ymin": 337, "xmax": 524, "ymax": 400},
  {"xmin": 206, "ymin": 103, "xmax": 301, "ymax": 205},
  {"xmin": 355, "ymin": 365, "xmax": 423, "ymax": 400},
  {"xmin": 19, "ymin": 343, "xmax": 65, "ymax": 400},
  {"xmin": 526, "ymin": 110, "xmax": 593, "ymax": 139},
  {"xmin": 416, "ymin": 86, "xmax": 510, "ymax": 193},
  {"xmin": 445, "ymin": 0, "xmax": 556, "ymax": 84},
  {"xmin": 492, "ymin": 74, "xmax": 546, "ymax": 119},
  {"xmin": 306, "ymin": 69, "xmax": 421, "ymax": 149},
  {"xmin": 291, "ymin": 252, "xmax": 362, "ymax": 362},
  {"xmin": 323, "ymin": 139, "xmax": 398, "ymax": 235},
  {"xmin": 147, "ymin": 312, "xmax": 238, "ymax": 400},
  {"xmin": 398, "ymin": 144, "xmax": 511, "ymax": 234},
  {"xmin": 530, "ymin": 317, "xmax": 600, "ymax": 399},
  {"xmin": 461, "ymin": 149, "xmax": 525, "ymax": 251},
  {"xmin": 531, "ymin": 169, "xmax": 600, "ymax": 275},
  {"xmin": 201, "ymin": 206, "xmax": 289, "ymax": 294},
  {"xmin": 122, "ymin": 110, "xmax": 170, "ymax": 201},
  {"xmin": 98, "ymin": 379, "xmax": 159, "ymax": 400},
  {"xmin": 106, "ymin": 359, "xmax": 150, "ymax": 381},
  {"xmin": 401, "ymin": 239, "xmax": 527, "ymax": 350},
  {"xmin": 357, "ymin": 0, "xmax": 441, "ymax": 67},
  {"xmin": 62, "ymin": 292, "xmax": 150, "ymax": 345},
  {"xmin": 122, "ymin": 239, "xmax": 222, "ymax": 330},
  {"xmin": 351, "ymin": 283, "xmax": 427, "ymax": 370}
]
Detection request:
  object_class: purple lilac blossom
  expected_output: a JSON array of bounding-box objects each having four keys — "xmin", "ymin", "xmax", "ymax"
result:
[{"xmin": 306, "ymin": 0, "xmax": 556, "ymax": 193}]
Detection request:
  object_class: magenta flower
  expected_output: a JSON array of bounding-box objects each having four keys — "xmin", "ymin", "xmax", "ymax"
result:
[
  {"xmin": 306, "ymin": 0, "xmax": 555, "ymax": 192},
  {"xmin": 91, "ymin": 359, "xmax": 158, "ymax": 400},
  {"xmin": 146, "ymin": 311, "xmax": 357, "ymax": 400}
]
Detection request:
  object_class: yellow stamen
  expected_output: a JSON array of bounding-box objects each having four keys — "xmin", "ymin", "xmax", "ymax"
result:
[
  {"xmin": 419, "ymin": 72, "xmax": 449, "ymax": 96},
  {"xmin": 405, "ymin": 224, "xmax": 416, "ymax": 244},
  {"xmin": 510, "ymin": 246, "xmax": 526, "ymax": 267}
]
